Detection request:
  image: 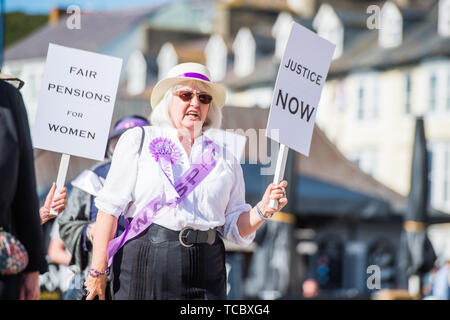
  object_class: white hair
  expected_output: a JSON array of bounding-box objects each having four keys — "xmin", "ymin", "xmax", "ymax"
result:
[{"xmin": 149, "ymin": 80, "xmax": 222, "ymax": 130}]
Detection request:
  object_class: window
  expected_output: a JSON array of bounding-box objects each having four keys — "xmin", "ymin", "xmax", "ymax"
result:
[
  {"xmin": 429, "ymin": 73, "xmax": 437, "ymax": 111},
  {"xmin": 126, "ymin": 50, "xmax": 147, "ymax": 95},
  {"xmin": 351, "ymin": 149, "xmax": 378, "ymax": 177},
  {"xmin": 232, "ymin": 28, "xmax": 256, "ymax": 77},
  {"xmin": 405, "ymin": 73, "xmax": 411, "ymax": 114},
  {"xmin": 445, "ymin": 149, "xmax": 449, "ymax": 202},
  {"xmin": 447, "ymin": 71, "xmax": 450, "ymax": 111},
  {"xmin": 379, "ymin": 2, "xmax": 403, "ymax": 48},
  {"xmin": 312, "ymin": 4, "xmax": 344, "ymax": 59},
  {"xmin": 272, "ymin": 12, "xmax": 294, "ymax": 60},
  {"xmin": 430, "ymin": 143, "xmax": 450, "ymax": 211},
  {"xmin": 205, "ymin": 34, "xmax": 227, "ymax": 82},
  {"xmin": 354, "ymin": 73, "xmax": 379, "ymax": 121},
  {"xmin": 157, "ymin": 42, "xmax": 178, "ymax": 80},
  {"xmin": 438, "ymin": 0, "xmax": 450, "ymax": 37},
  {"xmin": 358, "ymin": 84, "xmax": 365, "ymax": 120},
  {"xmin": 425, "ymin": 63, "xmax": 450, "ymax": 114}
]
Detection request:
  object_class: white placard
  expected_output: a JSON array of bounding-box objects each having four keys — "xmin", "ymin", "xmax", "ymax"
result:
[
  {"xmin": 266, "ymin": 22, "xmax": 335, "ymax": 156},
  {"xmin": 33, "ymin": 43, "xmax": 123, "ymax": 161}
]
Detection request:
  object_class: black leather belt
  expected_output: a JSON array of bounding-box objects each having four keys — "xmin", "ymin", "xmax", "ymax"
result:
[
  {"xmin": 142, "ymin": 223, "xmax": 217, "ymax": 248},
  {"xmin": 178, "ymin": 227, "xmax": 216, "ymax": 248}
]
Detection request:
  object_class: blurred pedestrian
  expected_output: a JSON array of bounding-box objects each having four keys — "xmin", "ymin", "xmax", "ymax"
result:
[
  {"xmin": 0, "ymin": 77, "xmax": 47, "ymax": 299},
  {"xmin": 46, "ymin": 218, "xmax": 74, "ymax": 297},
  {"xmin": 58, "ymin": 115, "xmax": 149, "ymax": 299},
  {"xmin": 84, "ymin": 63, "xmax": 288, "ymax": 300},
  {"xmin": 302, "ymin": 278, "xmax": 319, "ymax": 298}
]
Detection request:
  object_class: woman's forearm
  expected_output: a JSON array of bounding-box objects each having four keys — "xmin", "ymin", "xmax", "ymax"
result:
[
  {"xmin": 90, "ymin": 210, "xmax": 118, "ymax": 271},
  {"xmin": 236, "ymin": 181, "xmax": 289, "ymax": 238},
  {"xmin": 236, "ymin": 206, "xmax": 265, "ymax": 238},
  {"xmin": 48, "ymin": 239, "xmax": 72, "ymax": 265}
]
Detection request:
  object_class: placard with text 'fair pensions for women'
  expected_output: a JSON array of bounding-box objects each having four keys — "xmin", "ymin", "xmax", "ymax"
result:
[
  {"xmin": 33, "ymin": 43, "xmax": 123, "ymax": 161},
  {"xmin": 266, "ymin": 22, "xmax": 335, "ymax": 156}
]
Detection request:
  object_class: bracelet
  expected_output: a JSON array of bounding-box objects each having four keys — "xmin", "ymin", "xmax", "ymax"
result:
[
  {"xmin": 88, "ymin": 267, "xmax": 110, "ymax": 278},
  {"xmin": 256, "ymin": 202, "xmax": 273, "ymax": 221}
]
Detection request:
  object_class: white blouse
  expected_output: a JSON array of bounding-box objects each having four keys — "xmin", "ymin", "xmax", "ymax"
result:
[{"xmin": 94, "ymin": 125, "xmax": 255, "ymax": 246}]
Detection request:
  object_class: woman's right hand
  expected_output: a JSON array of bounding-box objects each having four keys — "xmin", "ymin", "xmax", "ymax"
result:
[
  {"xmin": 84, "ymin": 273, "xmax": 108, "ymax": 300},
  {"xmin": 85, "ymin": 211, "xmax": 118, "ymax": 300}
]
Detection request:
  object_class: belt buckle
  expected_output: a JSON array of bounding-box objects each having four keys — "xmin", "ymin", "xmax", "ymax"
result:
[{"xmin": 179, "ymin": 227, "xmax": 194, "ymax": 248}]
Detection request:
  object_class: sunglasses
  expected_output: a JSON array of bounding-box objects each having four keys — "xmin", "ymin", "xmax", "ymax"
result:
[{"xmin": 175, "ymin": 90, "xmax": 213, "ymax": 105}]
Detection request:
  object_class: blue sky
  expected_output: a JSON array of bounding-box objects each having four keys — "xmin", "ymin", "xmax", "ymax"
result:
[{"xmin": 4, "ymin": 0, "xmax": 172, "ymax": 14}]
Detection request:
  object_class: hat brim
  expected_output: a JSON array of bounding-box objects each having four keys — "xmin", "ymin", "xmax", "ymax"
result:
[{"xmin": 150, "ymin": 76, "xmax": 226, "ymax": 109}]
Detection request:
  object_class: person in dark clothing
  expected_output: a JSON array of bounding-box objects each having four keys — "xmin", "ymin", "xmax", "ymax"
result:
[{"xmin": 0, "ymin": 77, "xmax": 47, "ymax": 299}]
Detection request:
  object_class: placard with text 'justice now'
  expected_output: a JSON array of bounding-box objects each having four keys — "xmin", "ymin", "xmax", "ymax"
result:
[{"xmin": 266, "ymin": 22, "xmax": 335, "ymax": 156}]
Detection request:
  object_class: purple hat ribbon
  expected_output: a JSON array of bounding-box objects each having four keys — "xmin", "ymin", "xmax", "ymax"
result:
[{"xmin": 177, "ymin": 72, "xmax": 210, "ymax": 82}]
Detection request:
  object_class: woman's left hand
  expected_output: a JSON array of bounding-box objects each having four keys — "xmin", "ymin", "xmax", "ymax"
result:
[
  {"xmin": 259, "ymin": 180, "xmax": 288, "ymax": 218},
  {"xmin": 40, "ymin": 182, "xmax": 67, "ymax": 224}
]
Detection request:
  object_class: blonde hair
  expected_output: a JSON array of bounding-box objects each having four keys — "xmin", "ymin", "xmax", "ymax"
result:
[{"xmin": 149, "ymin": 80, "xmax": 222, "ymax": 130}]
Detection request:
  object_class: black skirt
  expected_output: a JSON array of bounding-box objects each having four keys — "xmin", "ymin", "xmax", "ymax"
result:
[{"xmin": 111, "ymin": 223, "xmax": 226, "ymax": 300}]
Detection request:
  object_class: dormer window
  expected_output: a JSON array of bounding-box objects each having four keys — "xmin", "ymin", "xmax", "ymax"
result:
[
  {"xmin": 157, "ymin": 42, "xmax": 178, "ymax": 80},
  {"xmin": 126, "ymin": 50, "xmax": 147, "ymax": 95},
  {"xmin": 232, "ymin": 28, "xmax": 255, "ymax": 77},
  {"xmin": 205, "ymin": 34, "xmax": 227, "ymax": 82},
  {"xmin": 272, "ymin": 12, "xmax": 294, "ymax": 60},
  {"xmin": 312, "ymin": 4, "xmax": 343, "ymax": 59},
  {"xmin": 438, "ymin": 0, "xmax": 450, "ymax": 37},
  {"xmin": 379, "ymin": 1, "xmax": 403, "ymax": 48}
]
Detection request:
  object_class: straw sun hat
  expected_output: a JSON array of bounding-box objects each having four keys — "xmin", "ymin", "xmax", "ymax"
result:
[{"xmin": 150, "ymin": 63, "xmax": 226, "ymax": 109}]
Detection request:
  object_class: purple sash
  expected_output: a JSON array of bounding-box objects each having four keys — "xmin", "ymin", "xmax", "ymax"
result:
[{"xmin": 106, "ymin": 139, "xmax": 217, "ymax": 267}]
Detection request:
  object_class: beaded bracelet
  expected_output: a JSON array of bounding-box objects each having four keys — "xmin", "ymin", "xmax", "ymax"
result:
[
  {"xmin": 88, "ymin": 267, "xmax": 110, "ymax": 278},
  {"xmin": 256, "ymin": 202, "xmax": 273, "ymax": 221}
]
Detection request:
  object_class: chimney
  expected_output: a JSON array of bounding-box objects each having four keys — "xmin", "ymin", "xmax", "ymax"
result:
[
  {"xmin": 287, "ymin": 0, "xmax": 317, "ymax": 19},
  {"xmin": 48, "ymin": 7, "xmax": 67, "ymax": 25}
]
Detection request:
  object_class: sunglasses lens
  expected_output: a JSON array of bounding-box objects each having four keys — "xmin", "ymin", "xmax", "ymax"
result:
[
  {"xmin": 199, "ymin": 94, "xmax": 212, "ymax": 104},
  {"xmin": 176, "ymin": 91, "xmax": 212, "ymax": 104},
  {"xmin": 178, "ymin": 92, "xmax": 193, "ymax": 101}
]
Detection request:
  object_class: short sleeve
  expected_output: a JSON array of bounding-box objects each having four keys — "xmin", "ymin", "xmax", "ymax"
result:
[
  {"xmin": 220, "ymin": 161, "xmax": 254, "ymax": 246},
  {"xmin": 94, "ymin": 127, "xmax": 141, "ymax": 218}
]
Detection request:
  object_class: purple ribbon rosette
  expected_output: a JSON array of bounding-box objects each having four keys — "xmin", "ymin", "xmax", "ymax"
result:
[{"xmin": 149, "ymin": 137, "xmax": 181, "ymax": 204}]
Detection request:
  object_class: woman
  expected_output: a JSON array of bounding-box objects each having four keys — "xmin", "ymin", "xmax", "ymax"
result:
[
  {"xmin": 84, "ymin": 63, "xmax": 288, "ymax": 300},
  {"xmin": 57, "ymin": 115, "xmax": 149, "ymax": 299}
]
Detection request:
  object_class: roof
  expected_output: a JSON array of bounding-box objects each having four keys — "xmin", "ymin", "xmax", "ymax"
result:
[
  {"xmin": 222, "ymin": 53, "xmax": 278, "ymax": 90},
  {"xmin": 4, "ymin": 7, "xmax": 158, "ymax": 61},
  {"xmin": 223, "ymin": 1, "xmax": 443, "ymax": 87},
  {"xmin": 146, "ymin": 0, "xmax": 215, "ymax": 33},
  {"xmin": 329, "ymin": 1, "xmax": 449, "ymax": 76}
]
